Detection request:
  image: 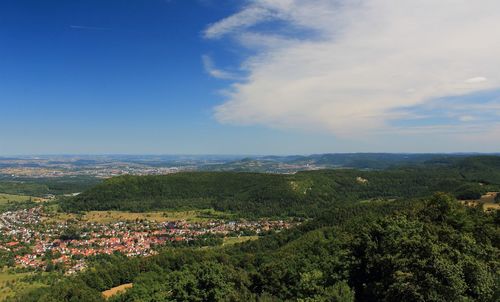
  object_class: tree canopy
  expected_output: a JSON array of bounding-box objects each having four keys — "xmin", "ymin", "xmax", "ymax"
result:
[{"xmin": 11, "ymin": 194, "xmax": 499, "ymax": 302}]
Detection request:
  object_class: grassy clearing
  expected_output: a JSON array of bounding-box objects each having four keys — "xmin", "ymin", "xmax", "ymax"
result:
[
  {"xmin": 0, "ymin": 270, "xmax": 43, "ymax": 301},
  {"xmin": 45, "ymin": 209, "xmax": 233, "ymax": 224},
  {"xmin": 481, "ymin": 192, "xmax": 499, "ymax": 211},
  {"xmin": 0, "ymin": 193, "xmax": 31, "ymax": 205},
  {"xmin": 289, "ymin": 180, "xmax": 313, "ymax": 195},
  {"xmin": 85, "ymin": 211, "xmax": 196, "ymax": 223},
  {"xmin": 0, "ymin": 193, "xmax": 48, "ymax": 207},
  {"xmin": 359, "ymin": 198, "xmax": 396, "ymax": 204},
  {"xmin": 223, "ymin": 236, "xmax": 259, "ymax": 246},
  {"xmin": 102, "ymin": 283, "xmax": 133, "ymax": 299},
  {"xmin": 460, "ymin": 192, "xmax": 499, "ymax": 212},
  {"xmin": 480, "ymin": 192, "xmax": 497, "ymax": 203}
]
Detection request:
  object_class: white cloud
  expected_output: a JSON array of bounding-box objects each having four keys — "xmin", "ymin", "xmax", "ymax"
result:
[
  {"xmin": 206, "ymin": 0, "xmax": 500, "ymax": 138},
  {"xmin": 202, "ymin": 55, "xmax": 238, "ymax": 80},
  {"xmin": 203, "ymin": 6, "xmax": 278, "ymax": 39},
  {"xmin": 465, "ymin": 77, "xmax": 488, "ymax": 84}
]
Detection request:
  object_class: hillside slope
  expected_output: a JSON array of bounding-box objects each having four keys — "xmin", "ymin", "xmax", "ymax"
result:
[
  {"xmin": 15, "ymin": 194, "xmax": 499, "ymax": 302},
  {"xmin": 61, "ymin": 156, "xmax": 500, "ymax": 216}
]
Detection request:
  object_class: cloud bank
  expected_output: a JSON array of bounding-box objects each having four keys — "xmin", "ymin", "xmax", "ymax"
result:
[{"xmin": 205, "ymin": 0, "xmax": 500, "ymax": 138}]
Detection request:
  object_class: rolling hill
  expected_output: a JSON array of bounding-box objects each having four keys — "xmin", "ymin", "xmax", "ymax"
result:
[{"xmin": 61, "ymin": 156, "xmax": 500, "ymax": 216}]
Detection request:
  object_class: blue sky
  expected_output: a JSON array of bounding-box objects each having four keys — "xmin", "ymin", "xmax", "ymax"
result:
[{"xmin": 1, "ymin": 0, "xmax": 500, "ymax": 155}]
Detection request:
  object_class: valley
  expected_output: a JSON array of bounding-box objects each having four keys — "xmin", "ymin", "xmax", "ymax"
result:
[{"xmin": 0, "ymin": 155, "xmax": 498, "ymax": 301}]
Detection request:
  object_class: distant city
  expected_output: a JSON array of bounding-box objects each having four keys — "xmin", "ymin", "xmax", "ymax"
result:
[
  {"xmin": 0, "ymin": 154, "xmax": 326, "ymax": 178},
  {"xmin": 1, "ymin": 153, "xmax": 498, "ymax": 179}
]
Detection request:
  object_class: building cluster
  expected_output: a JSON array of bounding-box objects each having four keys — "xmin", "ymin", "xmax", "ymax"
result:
[
  {"xmin": 0, "ymin": 165, "xmax": 182, "ymax": 179},
  {"xmin": 0, "ymin": 207, "xmax": 297, "ymax": 274}
]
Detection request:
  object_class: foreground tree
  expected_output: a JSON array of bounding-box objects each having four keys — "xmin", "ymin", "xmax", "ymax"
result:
[{"xmin": 350, "ymin": 194, "xmax": 498, "ymax": 302}]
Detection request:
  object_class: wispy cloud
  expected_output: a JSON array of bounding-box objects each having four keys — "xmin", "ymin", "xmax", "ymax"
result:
[
  {"xmin": 204, "ymin": 5, "xmax": 278, "ymax": 39},
  {"xmin": 70, "ymin": 25, "xmax": 111, "ymax": 31},
  {"xmin": 390, "ymin": 90, "xmax": 500, "ymax": 129},
  {"xmin": 202, "ymin": 55, "xmax": 239, "ymax": 80},
  {"xmin": 205, "ymin": 0, "xmax": 500, "ymax": 142}
]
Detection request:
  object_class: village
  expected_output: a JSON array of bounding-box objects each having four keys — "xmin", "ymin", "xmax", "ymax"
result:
[{"xmin": 0, "ymin": 206, "xmax": 297, "ymax": 275}]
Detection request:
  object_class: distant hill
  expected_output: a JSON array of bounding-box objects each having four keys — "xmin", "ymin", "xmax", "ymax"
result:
[
  {"xmin": 200, "ymin": 153, "xmax": 496, "ymax": 172},
  {"xmin": 430, "ymin": 155, "xmax": 500, "ymax": 184},
  {"xmin": 61, "ymin": 156, "xmax": 500, "ymax": 216}
]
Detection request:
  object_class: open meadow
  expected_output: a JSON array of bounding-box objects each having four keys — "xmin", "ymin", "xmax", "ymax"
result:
[
  {"xmin": 43, "ymin": 208, "xmax": 234, "ymax": 224},
  {"xmin": 102, "ymin": 283, "xmax": 133, "ymax": 299},
  {"xmin": 222, "ymin": 235, "xmax": 259, "ymax": 246},
  {"xmin": 0, "ymin": 193, "xmax": 31, "ymax": 205},
  {"xmin": 460, "ymin": 192, "xmax": 500, "ymax": 211},
  {"xmin": 481, "ymin": 192, "xmax": 500, "ymax": 211},
  {"xmin": 0, "ymin": 270, "xmax": 45, "ymax": 302}
]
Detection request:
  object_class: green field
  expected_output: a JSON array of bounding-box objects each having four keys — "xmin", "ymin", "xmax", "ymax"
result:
[
  {"xmin": 222, "ymin": 236, "xmax": 259, "ymax": 246},
  {"xmin": 44, "ymin": 208, "xmax": 233, "ymax": 224},
  {"xmin": 0, "ymin": 193, "xmax": 31, "ymax": 205},
  {"xmin": 0, "ymin": 270, "xmax": 43, "ymax": 302}
]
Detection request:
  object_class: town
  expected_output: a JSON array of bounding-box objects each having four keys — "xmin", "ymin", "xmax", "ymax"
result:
[
  {"xmin": 0, "ymin": 155, "xmax": 326, "ymax": 180},
  {"xmin": 0, "ymin": 206, "xmax": 298, "ymax": 275}
]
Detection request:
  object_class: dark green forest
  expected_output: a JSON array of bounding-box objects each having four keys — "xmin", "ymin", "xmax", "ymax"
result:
[
  {"xmin": 62, "ymin": 156, "xmax": 500, "ymax": 217},
  {"xmin": 0, "ymin": 176, "xmax": 101, "ymax": 196},
  {"xmin": 11, "ymin": 194, "xmax": 499, "ymax": 302}
]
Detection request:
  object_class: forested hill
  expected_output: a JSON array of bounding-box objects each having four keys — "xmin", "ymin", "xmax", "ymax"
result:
[{"xmin": 61, "ymin": 156, "xmax": 500, "ymax": 216}]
